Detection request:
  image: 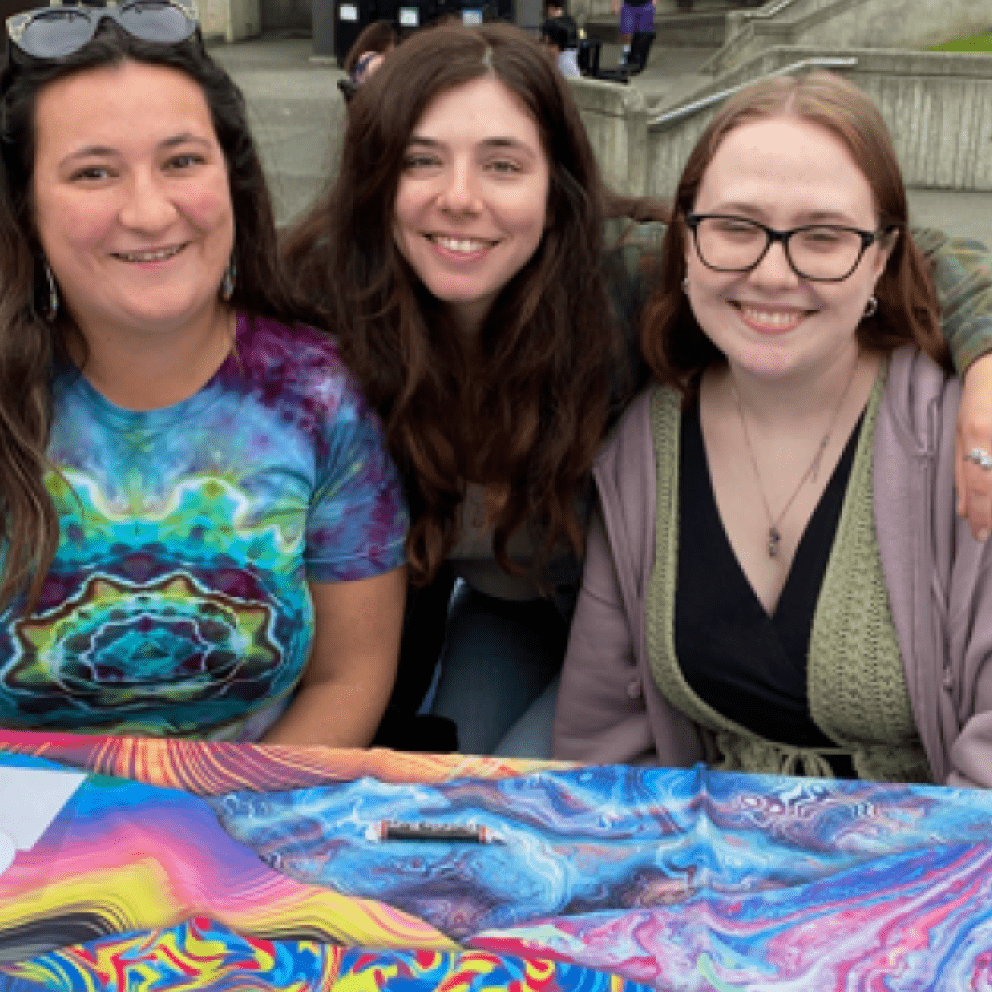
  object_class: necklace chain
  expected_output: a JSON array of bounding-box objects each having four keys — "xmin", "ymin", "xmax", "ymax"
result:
[{"xmin": 731, "ymin": 357, "xmax": 860, "ymax": 559}]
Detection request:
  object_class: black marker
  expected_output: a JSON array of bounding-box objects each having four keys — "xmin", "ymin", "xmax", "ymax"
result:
[{"xmin": 369, "ymin": 820, "xmax": 503, "ymax": 843}]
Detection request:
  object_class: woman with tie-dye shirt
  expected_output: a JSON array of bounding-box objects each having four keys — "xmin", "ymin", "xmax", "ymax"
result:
[{"xmin": 0, "ymin": 8, "xmax": 407, "ymax": 742}]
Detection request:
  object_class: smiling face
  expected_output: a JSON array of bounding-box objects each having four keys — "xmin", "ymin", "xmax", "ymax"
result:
[
  {"xmin": 392, "ymin": 75, "xmax": 550, "ymax": 336},
  {"xmin": 32, "ymin": 60, "xmax": 234, "ymax": 345},
  {"xmin": 684, "ymin": 114, "xmax": 892, "ymax": 382}
]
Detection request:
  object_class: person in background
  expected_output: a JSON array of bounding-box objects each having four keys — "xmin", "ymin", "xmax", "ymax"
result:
[
  {"xmin": 351, "ymin": 49, "xmax": 385, "ymax": 84},
  {"xmin": 554, "ymin": 72, "xmax": 992, "ymax": 789},
  {"xmin": 0, "ymin": 2, "xmax": 407, "ymax": 742},
  {"xmin": 540, "ymin": 15, "xmax": 580, "ymax": 78},
  {"xmin": 338, "ymin": 18, "xmax": 396, "ymax": 103},
  {"xmin": 343, "ymin": 18, "xmax": 396, "ymax": 84},
  {"xmin": 543, "ymin": 0, "xmax": 579, "ymax": 37},
  {"xmin": 285, "ymin": 22, "xmax": 992, "ymax": 758},
  {"xmin": 611, "ymin": 0, "xmax": 653, "ymax": 66}
]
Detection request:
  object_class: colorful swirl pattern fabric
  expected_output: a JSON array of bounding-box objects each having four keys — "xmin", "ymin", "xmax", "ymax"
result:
[
  {"xmin": 5, "ymin": 730, "xmax": 992, "ymax": 990},
  {"xmin": 4, "ymin": 918, "xmax": 343, "ymax": 991},
  {"xmin": 0, "ymin": 728, "xmax": 566, "ymax": 793},
  {"xmin": 4, "ymin": 930, "xmax": 650, "ymax": 992},
  {"xmin": 0, "ymin": 753, "xmax": 454, "ymax": 965},
  {"xmin": 210, "ymin": 763, "xmax": 992, "ymax": 989}
]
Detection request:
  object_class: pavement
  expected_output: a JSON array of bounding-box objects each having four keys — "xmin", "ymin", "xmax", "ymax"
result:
[{"xmin": 208, "ymin": 32, "xmax": 992, "ymax": 245}]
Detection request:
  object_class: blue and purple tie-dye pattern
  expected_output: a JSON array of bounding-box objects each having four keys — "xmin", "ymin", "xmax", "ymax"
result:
[
  {"xmin": 0, "ymin": 313, "xmax": 407, "ymax": 739},
  {"xmin": 215, "ymin": 763, "xmax": 992, "ymax": 989}
]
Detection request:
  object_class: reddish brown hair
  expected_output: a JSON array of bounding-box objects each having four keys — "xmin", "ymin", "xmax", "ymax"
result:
[
  {"xmin": 283, "ymin": 23, "xmax": 624, "ymax": 586},
  {"xmin": 641, "ymin": 71, "xmax": 950, "ymax": 392}
]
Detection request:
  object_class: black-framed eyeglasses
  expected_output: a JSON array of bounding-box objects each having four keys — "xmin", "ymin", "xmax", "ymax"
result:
[
  {"xmin": 686, "ymin": 213, "xmax": 891, "ymax": 283},
  {"xmin": 6, "ymin": 0, "xmax": 199, "ymax": 60}
]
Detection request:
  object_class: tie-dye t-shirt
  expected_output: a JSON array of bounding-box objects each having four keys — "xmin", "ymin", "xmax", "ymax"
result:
[{"xmin": 0, "ymin": 314, "xmax": 407, "ymax": 740}]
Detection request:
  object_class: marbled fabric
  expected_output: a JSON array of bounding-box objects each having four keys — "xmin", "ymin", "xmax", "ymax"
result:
[{"xmin": 8, "ymin": 732, "xmax": 992, "ymax": 991}]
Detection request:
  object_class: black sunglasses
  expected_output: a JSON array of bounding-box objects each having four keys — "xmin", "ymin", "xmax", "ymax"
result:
[{"xmin": 6, "ymin": 0, "xmax": 199, "ymax": 60}]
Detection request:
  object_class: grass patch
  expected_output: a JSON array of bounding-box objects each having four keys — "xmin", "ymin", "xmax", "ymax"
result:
[{"xmin": 927, "ymin": 32, "xmax": 992, "ymax": 52}]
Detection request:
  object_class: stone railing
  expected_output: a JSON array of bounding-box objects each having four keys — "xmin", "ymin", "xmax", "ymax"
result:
[
  {"xmin": 569, "ymin": 78, "xmax": 653, "ymax": 196},
  {"xmin": 706, "ymin": 0, "xmax": 992, "ymax": 74},
  {"xmin": 568, "ymin": 46, "xmax": 992, "ymax": 197}
]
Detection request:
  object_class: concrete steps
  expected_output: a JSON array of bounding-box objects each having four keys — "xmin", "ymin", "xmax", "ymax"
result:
[{"xmin": 706, "ymin": 0, "xmax": 992, "ymax": 74}]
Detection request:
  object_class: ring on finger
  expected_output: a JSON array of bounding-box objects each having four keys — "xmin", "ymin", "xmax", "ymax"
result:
[{"xmin": 966, "ymin": 446, "xmax": 992, "ymax": 471}]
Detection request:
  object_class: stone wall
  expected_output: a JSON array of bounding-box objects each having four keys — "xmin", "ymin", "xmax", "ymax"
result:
[
  {"xmin": 568, "ymin": 46, "xmax": 992, "ymax": 196},
  {"xmin": 201, "ymin": 0, "xmax": 261, "ymax": 40},
  {"xmin": 572, "ymin": 79, "xmax": 652, "ymax": 196}
]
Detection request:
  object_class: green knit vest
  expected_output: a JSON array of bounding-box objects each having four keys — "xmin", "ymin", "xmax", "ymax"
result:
[{"xmin": 644, "ymin": 364, "xmax": 932, "ymax": 783}]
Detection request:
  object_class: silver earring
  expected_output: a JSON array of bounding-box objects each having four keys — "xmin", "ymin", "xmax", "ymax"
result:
[
  {"xmin": 863, "ymin": 295, "xmax": 877, "ymax": 319},
  {"xmin": 682, "ymin": 276, "xmax": 689, "ymax": 294},
  {"xmin": 220, "ymin": 255, "xmax": 237, "ymax": 302},
  {"xmin": 44, "ymin": 262, "xmax": 58, "ymax": 322}
]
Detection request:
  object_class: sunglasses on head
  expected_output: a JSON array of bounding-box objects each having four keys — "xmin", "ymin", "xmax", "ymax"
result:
[{"xmin": 6, "ymin": 0, "xmax": 199, "ymax": 60}]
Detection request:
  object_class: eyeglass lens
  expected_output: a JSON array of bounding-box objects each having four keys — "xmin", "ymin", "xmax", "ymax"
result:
[
  {"xmin": 118, "ymin": 1, "xmax": 195, "ymax": 42},
  {"xmin": 17, "ymin": 9, "xmax": 95, "ymax": 58},
  {"xmin": 694, "ymin": 216, "xmax": 867, "ymax": 281}
]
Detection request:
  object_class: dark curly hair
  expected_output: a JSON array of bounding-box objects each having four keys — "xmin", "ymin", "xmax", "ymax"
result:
[{"xmin": 283, "ymin": 22, "xmax": 626, "ymax": 587}]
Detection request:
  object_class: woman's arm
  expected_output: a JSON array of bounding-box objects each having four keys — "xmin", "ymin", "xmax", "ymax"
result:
[
  {"xmin": 263, "ymin": 337, "xmax": 408, "ymax": 748},
  {"xmin": 914, "ymin": 229, "xmax": 992, "ymax": 540},
  {"xmin": 263, "ymin": 567, "xmax": 406, "ymax": 748}
]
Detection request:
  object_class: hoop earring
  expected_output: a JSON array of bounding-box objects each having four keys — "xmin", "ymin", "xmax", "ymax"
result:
[
  {"xmin": 44, "ymin": 262, "xmax": 59, "ymax": 322},
  {"xmin": 863, "ymin": 295, "xmax": 878, "ymax": 319},
  {"xmin": 220, "ymin": 254, "xmax": 237, "ymax": 302}
]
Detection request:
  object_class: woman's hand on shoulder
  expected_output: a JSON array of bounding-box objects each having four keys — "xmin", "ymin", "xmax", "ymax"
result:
[{"xmin": 956, "ymin": 353, "xmax": 992, "ymax": 541}]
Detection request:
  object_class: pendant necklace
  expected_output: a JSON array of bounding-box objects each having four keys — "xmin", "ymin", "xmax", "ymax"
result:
[{"xmin": 731, "ymin": 356, "xmax": 859, "ymax": 559}]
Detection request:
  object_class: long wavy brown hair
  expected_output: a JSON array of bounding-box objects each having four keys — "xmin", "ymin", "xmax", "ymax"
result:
[
  {"xmin": 642, "ymin": 71, "xmax": 950, "ymax": 392},
  {"xmin": 283, "ymin": 23, "xmax": 625, "ymax": 586},
  {"xmin": 0, "ymin": 21, "xmax": 304, "ymax": 611}
]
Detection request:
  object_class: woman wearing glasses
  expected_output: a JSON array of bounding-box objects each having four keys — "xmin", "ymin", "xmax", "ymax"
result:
[
  {"xmin": 555, "ymin": 72, "xmax": 992, "ymax": 787},
  {"xmin": 286, "ymin": 21, "xmax": 992, "ymax": 759},
  {"xmin": 0, "ymin": 4, "xmax": 407, "ymax": 743}
]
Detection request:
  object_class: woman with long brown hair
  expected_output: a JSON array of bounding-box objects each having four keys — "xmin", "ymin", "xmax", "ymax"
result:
[
  {"xmin": 285, "ymin": 22, "xmax": 629, "ymax": 755},
  {"xmin": 286, "ymin": 24, "xmax": 992, "ymax": 757}
]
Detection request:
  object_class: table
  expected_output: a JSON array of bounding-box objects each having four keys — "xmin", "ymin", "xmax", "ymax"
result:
[{"xmin": 1, "ymin": 729, "xmax": 991, "ymax": 990}]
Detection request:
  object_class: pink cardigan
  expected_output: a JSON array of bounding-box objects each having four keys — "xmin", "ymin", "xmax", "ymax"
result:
[{"xmin": 554, "ymin": 346, "xmax": 992, "ymax": 788}]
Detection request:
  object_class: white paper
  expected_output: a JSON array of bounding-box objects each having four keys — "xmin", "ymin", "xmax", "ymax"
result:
[
  {"xmin": 339, "ymin": 4, "xmax": 358, "ymax": 21},
  {"xmin": 0, "ymin": 831, "xmax": 14, "ymax": 875},
  {"xmin": 398, "ymin": 7, "xmax": 418, "ymax": 26},
  {"xmin": 461, "ymin": 8, "xmax": 483, "ymax": 23},
  {"xmin": 0, "ymin": 767, "xmax": 87, "ymax": 851}
]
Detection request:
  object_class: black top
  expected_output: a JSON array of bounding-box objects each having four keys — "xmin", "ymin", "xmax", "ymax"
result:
[{"xmin": 675, "ymin": 394, "xmax": 863, "ymax": 754}]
